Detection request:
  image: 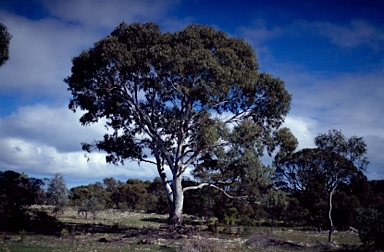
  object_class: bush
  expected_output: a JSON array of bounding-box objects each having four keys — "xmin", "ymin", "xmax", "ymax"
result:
[
  {"xmin": 239, "ymin": 215, "xmax": 255, "ymax": 226},
  {"xmin": 355, "ymin": 208, "xmax": 384, "ymax": 249}
]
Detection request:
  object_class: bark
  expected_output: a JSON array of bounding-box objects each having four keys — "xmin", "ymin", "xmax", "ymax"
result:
[
  {"xmin": 170, "ymin": 173, "xmax": 184, "ymax": 226},
  {"xmin": 156, "ymin": 158, "xmax": 173, "ymax": 203}
]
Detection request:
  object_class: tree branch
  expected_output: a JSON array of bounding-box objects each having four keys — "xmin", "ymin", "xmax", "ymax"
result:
[{"xmin": 183, "ymin": 183, "xmax": 247, "ymax": 200}]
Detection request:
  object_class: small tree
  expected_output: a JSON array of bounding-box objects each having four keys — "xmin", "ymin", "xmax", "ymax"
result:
[
  {"xmin": 276, "ymin": 149, "xmax": 357, "ymax": 228},
  {"xmin": 81, "ymin": 196, "xmax": 103, "ymax": 219},
  {"xmin": 277, "ymin": 130, "xmax": 368, "ymax": 242},
  {"xmin": 46, "ymin": 174, "xmax": 69, "ymax": 216},
  {"xmin": 264, "ymin": 189, "xmax": 287, "ymax": 231},
  {"xmin": 315, "ymin": 129, "xmax": 368, "ymax": 242}
]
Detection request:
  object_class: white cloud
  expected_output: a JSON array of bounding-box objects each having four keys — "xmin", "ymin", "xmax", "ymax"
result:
[
  {"xmin": 273, "ymin": 66, "xmax": 384, "ymax": 180},
  {"xmin": 283, "ymin": 115, "xmax": 317, "ymax": 150},
  {"xmin": 314, "ymin": 19, "xmax": 384, "ymax": 49},
  {"xmin": 0, "ymin": 0, "xmax": 181, "ymax": 97},
  {"xmin": 0, "ymin": 104, "xmax": 105, "ymax": 152},
  {"xmin": 0, "ymin": 2, "xmax": 383, "ymax": 185},
  {"xmin": 0, "ymin": 11, "xmax": 97, "ymax": 97},
  {"xmin": 43, "ymin": 0, "xmax": 179, "ymax": 28},
  {"xmin": 0, "ymin": 103, "xmax": 161, "ymax": 186},
  {"xmin": 240, "ymin": 20, "xmax": 284, "ymax": 47}
]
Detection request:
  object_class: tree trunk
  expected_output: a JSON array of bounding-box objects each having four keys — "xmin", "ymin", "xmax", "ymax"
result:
[
  {"xmin": 156, "ymin": 156, "xmax": 184, "ymax": 226},
  {"xmin": 169, "ymin": 174, "xmax": 184, "ymax": 226},
  {"xmin": 328, "ymin": 184, "xmax": 337, "ymax": 243}
]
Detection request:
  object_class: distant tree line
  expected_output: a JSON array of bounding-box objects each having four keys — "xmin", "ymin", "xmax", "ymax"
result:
[{"xmin": 1, "ymin": 168, "xmax": 383, "ymax": 248}]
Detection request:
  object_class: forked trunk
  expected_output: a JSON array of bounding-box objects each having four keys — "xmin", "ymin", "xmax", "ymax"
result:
[{"xmin": 157, "ymin": 159, "xmax": 184, "ymax": 226}]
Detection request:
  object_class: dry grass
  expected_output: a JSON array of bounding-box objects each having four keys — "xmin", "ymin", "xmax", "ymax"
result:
[{"xmin": 0, "ymin": 207, "xmax": 363, "ymax": 252}]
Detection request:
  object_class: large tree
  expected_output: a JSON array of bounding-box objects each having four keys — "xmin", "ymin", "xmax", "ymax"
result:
[
  {"xmin": 0, "ymin": 23, "xmax": 11, "ymax": 68},
  {"xmin": 65, "ymin": 22, "xmax": 292, "ymax": 225}
]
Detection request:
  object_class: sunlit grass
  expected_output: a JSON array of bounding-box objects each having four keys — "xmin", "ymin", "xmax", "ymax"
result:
[{"xmin": 57, "ymin": 207, "xmax": 168, "ymax": 229}]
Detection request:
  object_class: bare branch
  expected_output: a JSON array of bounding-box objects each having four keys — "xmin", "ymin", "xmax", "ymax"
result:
[{"xmin": 183, "ymin": 183, "xmax": 247, "ymax": 200}]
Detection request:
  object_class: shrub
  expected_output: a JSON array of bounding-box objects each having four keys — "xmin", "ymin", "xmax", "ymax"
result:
[
  {"xmin": 239, "ymin": 215, "xmax": 255, "ymax": 226},
  {"xmin": 355, "ymin": 208, "xmax": 384, "ymax": 249},
  {"xmin": 60, "ymin": 228, "xmax": 69, "ymax": 237},
  {"xmin": 223, "ymin": 207, "xmax": 238, "ymax": 226}
]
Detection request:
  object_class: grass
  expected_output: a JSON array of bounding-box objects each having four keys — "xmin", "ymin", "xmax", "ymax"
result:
[{"xmin": 0, "ymin": 207, "xmax": 363, "ymax": 252}]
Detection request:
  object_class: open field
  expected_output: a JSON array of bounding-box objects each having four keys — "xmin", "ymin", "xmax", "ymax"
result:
[{"xmin": 0, "ymin": 207, "xmax": 363, "ymax": 252}]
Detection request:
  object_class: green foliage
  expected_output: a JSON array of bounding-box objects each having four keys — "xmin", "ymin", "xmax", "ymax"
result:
[
  {"xmin": 276, "ymin": 148, "xmax": 359, "ymax": 228},
  {"xmin": 315, "ymin": 129, "xmax": 368, "ymax": 171},
  {"xmin": 271, "ymin": 127, "xmax": 298, "ymax": 162},
  {"xmin": 276, "ymin": 130, "xmax": 369, "ymax": 237},
  {"xmin": 46, "ymin": 174, "xmax": 69, "ymax": 215},
  {"xmin": 70, "ymin": 177, "xmax": 168, "ymax": 214},
  {"xmin": 223, "ymin": 207, "xmax": 238, "ymax": 226},
  {"xmin": 238, "ymin": 215, "xmax": 255, "ymax": 226},
  {"xmin": 367, "ymin": 180, "xmax": 384, "ymax": 212},
  {"xmin": 0, "ymin": 170, "xmax": 44, "ymax": 230},
  {"xmin": 356, "ymin": 208, "xmax": 384, "ymax": 249},
  {"xmin": 264, "ymin": 189, "xmax": 287, "ymax": 222},
  {"xmin": 65, "ymin": 22, "xmax": 292, "ymax": 223},
  {"xmin": 281, "ymin": 197, "xmax": 309, "ymax": 227},
  {"xmin": 60, "ymin": 228, "xmax": 70, "ymax": 238},
  {"xmin": 0, "ymin": 23, "xmax": 11, "ymax": 67},
  {"xmin": 81, "ymin": 196, "xmax": 103, "ymax": 217}
]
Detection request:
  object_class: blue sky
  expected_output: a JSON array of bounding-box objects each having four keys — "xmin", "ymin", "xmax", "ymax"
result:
[{"xmin": 0, "ymin": 0, "xmax": 383, "ymax": 188}]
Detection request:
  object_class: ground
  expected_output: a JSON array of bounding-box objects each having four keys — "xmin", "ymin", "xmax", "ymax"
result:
[{"xmin": 0, "ymin": 207, "xmax": 363, "ymax": 251}]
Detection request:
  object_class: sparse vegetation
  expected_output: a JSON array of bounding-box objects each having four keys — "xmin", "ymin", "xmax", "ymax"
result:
[{"xmin": 0, "ymin": 206, "xmax": 363, "ymax": 251}]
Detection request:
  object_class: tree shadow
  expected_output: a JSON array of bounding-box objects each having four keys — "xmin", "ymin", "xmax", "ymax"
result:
[
  {"xmin": 140, "ymin": 217, "xmax": 168, "ymax": 224},
  {"xmin": 0, "ymin": 210, "xmax": 61, "ymax": 235}
]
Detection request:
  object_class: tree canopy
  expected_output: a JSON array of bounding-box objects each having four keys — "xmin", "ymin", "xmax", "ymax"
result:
[{"xmin": 65, "ymin": 22, "xmax": 292, "ymax": 225}]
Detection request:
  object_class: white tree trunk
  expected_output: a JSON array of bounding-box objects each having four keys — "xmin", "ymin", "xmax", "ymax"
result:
[
  {"xmin": 328, "ymin": 184, "xmax": 338, "ymax": 243},
  {"xmin": 171, "ymin": 173, "xmax": 184, "ymax": 225}
]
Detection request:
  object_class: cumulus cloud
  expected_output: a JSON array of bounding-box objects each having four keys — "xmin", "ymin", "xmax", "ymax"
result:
[
  {"xmin": 0, "ymin": 104, "xmax": 106, "ymax": 152},
  {"xmin": 0, "ymin": 103, "xmax": 161, "ymax": 186},
  {"xmin": 283, "ymin": 115, "xmax": 317, "ymax": 150},
  {"xmin": 0, "ymin": 11, "xmax": 96, "ymax": 97},
  {"xmin": 0, "ymin": 0, "xmax": 180, "ymax": 97}
]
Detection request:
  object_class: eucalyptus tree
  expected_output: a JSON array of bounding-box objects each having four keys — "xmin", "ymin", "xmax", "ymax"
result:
[
  {"xmin": 65, "ymin": 22, "xmax": 292, "ymax": 225},
  {"xmin": 46, "ymin": 174, "xmax": 69, "ymax": 216},
  {"xmin": 276, "ymin": 130, "xmax": 368, "ymax": 242},
  {"xmin": 315, "ymin": 129, "xmax": 368, "ymax": 171},
  {"xmin": 0, "ymin": 23, "xmax": 11, "ymax": 67},
  {"xmin": 315, "ymin": 129, "xmax": 368, "ymax": 242}
]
